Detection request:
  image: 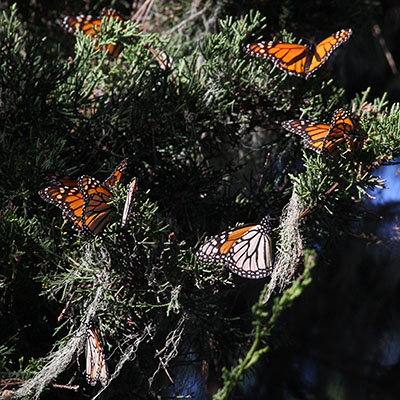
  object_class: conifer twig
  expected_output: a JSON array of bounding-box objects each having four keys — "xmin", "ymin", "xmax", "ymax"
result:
[
  {"xmin": 57, "ymin": 291, "xmax": 77, "ymax": 322},
  {"xmin": 51, "ymin": 383, "xmax": 79, "ymax": 391},
  {"xmin": 247, "ymin": 152, "xmax": 270, "ymax": 219},
  {"xmin": 298, "ymin": 181, "xmax": 339, "ymax": 220}
]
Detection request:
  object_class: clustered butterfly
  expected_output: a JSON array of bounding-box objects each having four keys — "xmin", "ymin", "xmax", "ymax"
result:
[
  {"xmin": 195, "ymin": 29, "xmax": 357, "ymax": 280},
  {"xmin": 37, "ymin": 14, "xmax": 362, "ymax": 390},
  {"xmin": 121, "ymin": 177, "xmax": 138, "ymax": 229},
  {"xmin": 281, "ymin": 108, "xmax": 357, "ymax": 158},
  {"xmin": 61, "ymin": 6, "xmax": 171, "ymax": 68},
  {"xmin": 86, "ymin": 315, "xmax": 109, "ymax": 387},
  {"xmin": 243, "ymin": 29, "xmax": 360, "ymax": 159},
  {"xmin": 196, "ymin": 216, "xmax": 273, "ymax": 279},
  {"xmin": 243, "ymin": 29, "xmax": 352, "ymax": 80},
  {"xmin": 62, "ymin": 8, "xmax": 126, "ymax": 57},
  {"xmin": 39, "ymin": 158, "xmax": 130, "ymax": 236}
]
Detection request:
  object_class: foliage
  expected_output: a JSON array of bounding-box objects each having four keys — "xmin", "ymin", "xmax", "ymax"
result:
[
  {"xmin": 0, "ymin": 1, "xmax": 398, "ymax": 399},
  {"xmin": 214, "ymin": 249, "xmax": 316, "ymax": 400}
]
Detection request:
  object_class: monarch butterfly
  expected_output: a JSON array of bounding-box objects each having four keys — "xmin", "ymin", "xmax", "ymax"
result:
[
  {"xmin": 196, "ymin": 216, "xmax": 273, "ymax": 279},
  {"xmin": 121, "ymin": 177, "xmax": 138, "ymax": 228},
  {"xmin": 39, "ymin": 158, "xmax": 128, "ymax": 235},
  {"xmin": 244, "ymin": 28, "xmax": 352, "ymax": 79},
  {"xmin": 78, "ymin": 159, "xmax": 128, "ymax": 235},
  {"xmin": 62, "ymin": 8, "xmax": 125, "ymax": 57},
  {"xmin": 86, "ymin": 315, "xmax": 109, "ymax": 387},
  {"xmin": 281, "ymin": 108, "xmax": 356, "ymax": 158}
]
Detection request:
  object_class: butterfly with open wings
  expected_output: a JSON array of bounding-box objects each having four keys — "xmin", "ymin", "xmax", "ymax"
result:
[
  {"xmin": 281, "ymin": 108, "xmax": 357, "ymax": 158},
  {"xmin": 196, "ymin": 216, "xmax": 273, "ymax": 279},
  {"xmin": 39, "ymin": 158, "xmax": 128, "ymax": 236},
  {"xmin": 244, "ymin": 29, "xmax": 352, "ymax": 80}
]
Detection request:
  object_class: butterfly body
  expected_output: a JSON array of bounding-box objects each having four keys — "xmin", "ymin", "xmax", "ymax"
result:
[
  {"xmin": 81, "ymin": 192, "xmax": 114, "ymax": 236},
  {"xmin": 196, "ymin": 216, "xmax": 273, "ymax": 279},
  {"xmin": 86, "ymin": 316, "xmax": 109, "ymax": 387},
  {"xmin": 78, "ymin": 176, "xmax": 111, "ymax": 199},
  {"xmin": 244, "ymin": 29, "xmax": 352, "ymax": 79},
  {"xmin": 282, "ymin": 108, "xmax": 356, "ymax": 158}
]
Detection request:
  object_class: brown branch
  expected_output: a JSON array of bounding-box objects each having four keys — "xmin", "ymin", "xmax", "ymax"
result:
[
  {"xmin": 298, "ymin": 182, "xmax": 339, "ymax": 220},
  {"xmin": 57, "ymin": 290, "xmax": 77, "ymax": 322},
  {"xmin": 362, "ymin": 156, "xmax": 389, "ymax": 176},
  {"xmin": 51, "ymin": 383, "xmax": 80, "ymax": 391},
  {"xmin": 145, "ymin": 325, "xmax": 175, "ymax": 384},
  {"xmin": 132, "ymin": 0, "xmax": 154, "ymax": 31},
  {"xmin": 114, "ymin": 285, "xmax": 125, "ymax": 299},
  {"xmin": 256, "ymin": 152, "xmax": 271, "ymax": 197},
  {"xmin": 0, "ymin": 377, "xmax": 24, "ymax": 390},
  {"xmin": 372, "ymin": 24, "xmax": 397, "ymax": 75}
]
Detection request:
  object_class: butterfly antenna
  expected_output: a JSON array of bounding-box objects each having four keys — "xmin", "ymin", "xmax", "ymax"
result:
[{"xmin": 57, "ymin": 290, "xmax": 78, "ymax": 322}]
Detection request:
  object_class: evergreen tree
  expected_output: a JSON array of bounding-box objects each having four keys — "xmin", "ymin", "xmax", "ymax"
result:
[{"xmin": 1, "ymin": 1, "xmax": 399, "ymax": 399}]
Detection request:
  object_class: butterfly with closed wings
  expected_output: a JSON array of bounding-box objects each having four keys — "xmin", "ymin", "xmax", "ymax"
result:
[
  {"xmin": 281, "ymin": 108, "xmax": 356, "ymax": 158},
  {"xmin": 121, "ymin": 177, "xmax": 138, "ymax": 229},
  {"xmin": 196, "ymin": 216, "xmax": 273, "ymax": 279},
  {"xmin": 86, "ymin": 315, "xmax": 109, "ymax": 387},
  {"xmin": 39, "ymin": 158, "xmax": 128, "ymax": 236},
  {"xmin": 244, "ymin": 29, "xmax": 352, "ymax": 80}
]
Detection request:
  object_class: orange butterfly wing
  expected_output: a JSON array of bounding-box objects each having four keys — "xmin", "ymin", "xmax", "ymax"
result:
[
  {"xmin": 38, "ymin": 186, "xmax": 84, "ymax": 230},
  {"xmin": 86, "ymin": 316, "xmax": 109, "ymax": 387},
  {"xmin": 244, "ymin": 28, "xmax": 352, "ymax": 79},
  {"xmin": 282, "ymin": 108, "xmax": 356, "ymax": 158},
  {"xmin": 78, "ymin": 158, "xmax": 128, "ymax": 235},
  {"xmin": 81, "ymin": 192, "xmax": 115, "ymax": 236},
  {"xmin": 196, "ymin": 216, "xmax": 273, "ymax": 279},
  {"xmin": 322, "ymin": 108, "xmax": 356, "ymax": 158},
  {"xmin": 281, "ymin": 119, "xmax": 331, "ymax": 154},
  {"xmin": 267, "ymin": 43, "xmax": 312, "ymax": 77},
  {"xmin": 77, "ymin": 177, "xmax": 114, "ymax": 236},
  {"xmin": 103, "ymin": 157, "xmax": 128, "ymax": 188},
  {"xmin": 306, "ymin": 29, "xmax": 353, "ymax": 78},
  {"xmin": 79, "ymin": 176, "xmax": 112, "ymax": 198},
  {"xmin": 62, "ymin": 9, "xmax": 125, "ymax": 57},
  {"xmin": 44, "ymin": 173, "xmax": 79, "ymax": 188},
  {"xmin": 63, "ymin": 15, "xmax": 101, "ymax": 36},
  {"xmin": 77, "ymin": 158, "xmax": 127, "ymax": 200}
]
